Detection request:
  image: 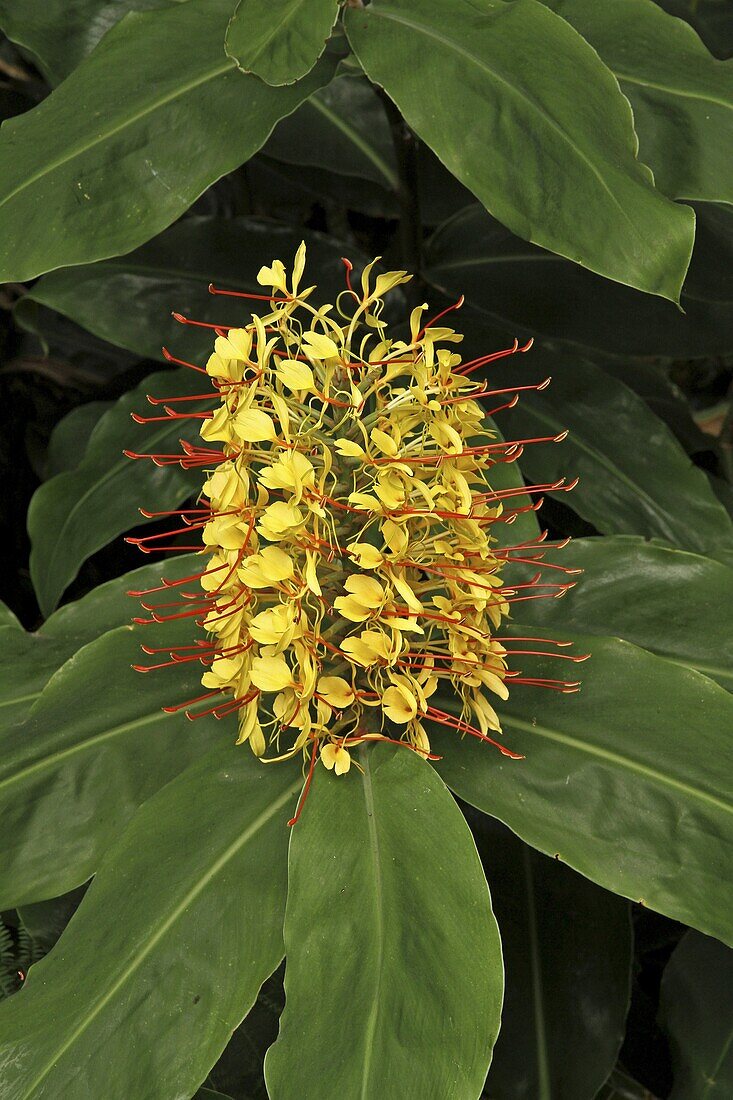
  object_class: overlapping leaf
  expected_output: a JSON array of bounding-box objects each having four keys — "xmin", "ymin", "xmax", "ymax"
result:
[
  {"xmin": 0, "ymin": 0, "xmax": 336, "ymax": 282},
  {"xmin": 487, "ymin": 346, "xmax": 733, "ymax": 555},
  {"xmin": 28, "ymin": 368, "xmax": 204, "ymax": 616},
  {"xmin": 519, "ymin": 536, "xmax": 733, "ymax": 691},
  {"xmin": 434, "ymin": 629, "xmax": 733, "ymax": 945},
  {"xmin": 0, "ymin": 744, "xmax": 299, "ymax": 1099},
  {"xmin": 16, "ymin": 219, "xmax": 373, "ymax": 364},
  {"xmin": 471, "ymin": 816, "xmax": 632, "ymax": 1100},
  {"xmin": 345, "ymin": 0, "xmax": 694, "ymax": 301},
  {"xmin": 659, "ymin": 931, "xmax": 733, "ymax": 1098},
  {"xmin": 266, "ymin": 743, "xmax": 503, "ymax": 1099},
  {"xmin": 0, "ymin": 610, "xmax": 222, "ymax": 909},
  {"xmin": 425, "ymin": 204, "xmax": 733, "ymax": 358},
  {"xmin": 225, "ymin": 0, "xmax": 340, "ymax": 86},
  {"xmin": 542, "ymin": 0, "xmax": 733, "ymax": 203},
  {"xmin": 0, "ymin": 0, "xmax": 186, "ymax": 85}
]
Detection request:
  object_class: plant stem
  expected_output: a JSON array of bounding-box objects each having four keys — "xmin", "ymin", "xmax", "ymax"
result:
[{"xmin": 376, "ymin": 88, "xmax": 423, "ymax": 290}]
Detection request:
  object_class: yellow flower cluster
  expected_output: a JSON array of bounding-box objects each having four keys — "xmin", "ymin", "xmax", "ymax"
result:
[{"xmin": 193, "ymin": 244, "xmax": 526, "ymax": 776}]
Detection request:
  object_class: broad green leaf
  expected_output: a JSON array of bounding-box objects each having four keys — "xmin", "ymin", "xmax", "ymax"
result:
[
  {"xmin": 518, "ymin": 536, "xmax": 733, "ymax": 691},
  {"xmin": 434, "ymin": 629, "xmax": 733, "ymax": 945},
  {"xmin": 17, "ymin": 887, "xmax": 87, "ymax": 956},
  {"xmin": 195, "ymin": 1091, "xmax": 235, "ymax": 1100},
  {"xmin": 0, "ymin": 620, "xmax": 222, "ymax": 908},
  {"xmin": 659, "ymin": 931, "xmax": 733, "ymax": 1099},
  {"xmin": 657, "ymin": 0, "xmax": 733, "ymax": 60},
  {"xmin": 0, "ymin": 744, "xmax": 299, "ymax": 1099},
  {"xmin": 44, "ymin": 401, "xmax": 112, "ymax": 479},
  {"xmin": 0, "ymin": 603, "xmax": 21, "ymax": 630},
  {"xmin": 541, "ymin": 0, "xmax": 733, "ymax": 203},
  {"xmin": 0, "ymin": 0, "xmax": 336, "ymax": 282},
  {"xmin": 0, "ymin": 627, "xmax": 75, "ymax": 728},
  {"xmin": 16, "ymin": 218, "xmax": 374, "ymax": 364},
  {"xmin": 28, "ymin": 368, "xmax": 204, "ymax": 617},
  {"xmin": 265, "ymin": 743, "xmax": 503, "ymax": 1099},
  {"xmin": 207, "ymin": 969, "xmax": 284, "ymax": 1100},
  {"xmin": 225, "ymin": 0, "xmax": 340, "ymax": 86},
  {"xmin": 470, "ymin": 815, "xmax": 632, "ymax": 1100},
  {"xmin": 595, "ymin": 1068, "xmax": 657, "ymax": 1099},
  {"xmin": 491, "ymin": 346, "xmax": 733, "ymax": 555},
  {"xmin": 0, "ymin": 554, "xmax": 203, "ymax": 726},
  {"xmin": 345, "ymin": 0, "xmax": 694, "ymax": 302},
  {"xmin": 0, "ymin": 0, "xmax": 187, "ymax": 86},
  {"xmin": 425, "ymin": 204, "xmax": 733, "ymax": 359},
  {"xmin": 263, "ymin": 73, "xmax": 398, "ymax": 188}
]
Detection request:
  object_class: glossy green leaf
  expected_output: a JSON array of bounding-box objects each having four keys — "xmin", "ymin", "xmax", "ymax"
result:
[
  {"xmin": 0, "ymin": 744, "xmax": 299, "ymax": 1099},
  {"xmin": 541, "ymin": 0, "xmax": 733, "ymax": 203},
  {"xmin": 0, "ymin": 0, "xmax": 186, "ymax": 85},
  {"xmin": 0, "ymin": 0, "xmax": 336, "ymax": 282},
  {"xmin": 263, "ymin": 73, "xmax": 398, "ymax": 188},
  {"xmin": 17, "ymin": 887, "xmax": 87, "ymax": 956},
  {"xmin": 0, "ymin": 618, "xmax": 222, "ymax": 908},
  {"xmin": 225, "ymin": 0, "xmax": 339, "ymax": 86},
  {"xmin": 658, "ymin": 0, "xmax": 733, "ymax": 60},
  {"xmin": 434, "ymin": 629, "xmax": 733, "ymax": 945},
  {"xmin": 0, "ymin": 555, "xmax": 204, "ymax": 729},
  {"xmin": 0, "ymin": 628, "xmax": 76, "ymax": 729},
  {"xmin": 491, "ymin": 346, "xmax": 733, "ymax": 554},
  {"xmin": 659, "ymin": 931, "xmax": 733, "ymax": 1099},
  {"xmin": 16, "ymin": 218, "xmax": 374, "ymax": 364},
  {"xmin": 44, "ymin": 401, "xmax": 112, "ymax": 479},
  {"xmin": 425, "ymin": 204, "xmax": 733, "ymax": 359},
  {"xmin": 265, "ymin": 743, "xmax": 503, "ymax": 1099},
  {"xmin": 28, "ymin": 368, "xmax": 204, "ymax": 617},
  {"xmin": 518, "ymin": 536, "xmax": 733, "ymax": 691},
  {"xmin": 0, "ymin": 603, "xmax": 21, "ymax": 631},
  {"xmin": 345, "ymin": 0, "xmax": 694, "ymax": 302},
  {"xmin": 470, "ymin": 815, "xmax": 632, "ymax": 1100}
]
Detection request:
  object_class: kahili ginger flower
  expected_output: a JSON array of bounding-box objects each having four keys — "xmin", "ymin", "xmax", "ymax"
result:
[{"xmin": 127, "ymin": 244, "xmax": 586, "ymax": 820}]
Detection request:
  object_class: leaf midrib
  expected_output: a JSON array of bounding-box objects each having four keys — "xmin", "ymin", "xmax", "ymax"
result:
[
  {"xmin": 0, "ymin": 710, "xmax": 170, "ymax": 791},
  {"xmin": 359, "ymin": 752, "xmax": 385, "ymax": 1099},
  {"xmin": 505, "ymin": 712, "xmax": 733, "ymax": 815},
  {"xmin": 364, "ymin": 5, "xmax": 643, "ymax": 244},
  {"xmin": 618, "ymin": 70, "xmax": 733, "ymax": 112},
  {"xmin": 523, "ymin": 847, "xmax": 551, "ymax": 1100},
  {"xmin": 309, "ymin": 95, "xmax": 398, "ymax": 190},
  {"xmin": 0, "ymin": 57, "xmax": 234, "ymax": 211},
  {"xmin": 21, "ymin": 778, "xmax": 299, "ymax": 1099}
]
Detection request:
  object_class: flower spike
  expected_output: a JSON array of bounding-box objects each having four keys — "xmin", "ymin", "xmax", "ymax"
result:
[{"xmin": 128, "ymin": 243, "xmax": 584, "ymax": 798}]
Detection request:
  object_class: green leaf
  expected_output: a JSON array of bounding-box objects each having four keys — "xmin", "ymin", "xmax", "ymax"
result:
[
  {"xmin": 517, "ymin": 536, "xmax": 733, "ymax": 691},
  {"xmin": 44, "ymin": 401, "xmax": 112, "ymax": 479},
  {"xmin": 0, "ymin": 618, "xmax": 222, "ymax": 908},
  {"xmin": 0, "ymin": 554, "xmax": 205, "ymax": 728},
  {"xmin": 225, "ymin": 0, "xmax": 340, "ymax": 86},
  {"xmin": 0, "ymin": 603, "xmax": 21, "ymax": 631},
  {"xmin": 265, "ymin": 743, "xmax": 503, "ymax": 1099},
  {"xmin": 470, "ymin": 815, "xmax": 632, "ymax": 1100},
  {"xmin": 28, "ymin": 367, "xmax": 204, "ymax": 617},
  {"xmin": 433, "ymin": 629, "xmax": 733, "ymax": 945},
  {"xmin": 263, "ymin": 73, "xmax": 398, "ymax": 188},
  {"xmin": 541, "ymin": 0, "xmax": 733, "ymax": 204},
  {"xmin": 425, "ymin": 203, "xmax": 733, "ymax": 359},
  {"xmin": 16, "ymin": 218, "xmax": 375, "ymax": 364},
  {"xmin": 0, "ymin": 0, "xmax": 336, "ymax": 282},
  {"xmin": 345, "ymin": 0, "xmax": 694, "ymax": 302},
  {"xmin": 490, "ymin": 346, "xmax": 733, "ymax": 555},
  {"xmin": 0, "ymin": 0, "xmax": 186, "ymax": 86},
  {"xmin": 17, "ymin": 887, "xmax": 87, "ymax": 956},
  {"xmin": 659, "ymin": 931, "xmax": 733, "ymax": 1099},
  {"xmin": 0, "ymin": 744, "xmax": 299, "ymax": 1099}
]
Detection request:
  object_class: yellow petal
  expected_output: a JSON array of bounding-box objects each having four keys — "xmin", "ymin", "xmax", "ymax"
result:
[
  {"xmin": 277, "ymin": 359, "xmax": 315, "ymax": 391},
  {"xmin": 302, "ymin": 331, "xmax": 340, "ymax": 360},
  {"xmin": 347, "ymin": 542, "xmax": 384, "ymax": 569},
  {"xmin": 233, "ymin": 408, "xmax": 276, "ymax": 441},
  {"xmin": 370, "ymin": 428, "xmax": 398, "ymax": 456},
  {"xmin": 321, "ymin": 743, "xmax": 351, "ymax": 775},
  {"xmin": 383, "ymin": 683, "xmax": 418, "ymax": 724},
  {"xmin": 250, "ymin": 656, "xmax": 293, "ymax": 693},
  {"xmin": 334, "ymin": 438, "xmax": 365, "ymax": 459},
  {"xmin": 344, "ymin": 574, "xmax": 384, "ymax": 607},
  {"xmin": 317, "ymin": 676, "xmax": 354, "ymax": 710}
]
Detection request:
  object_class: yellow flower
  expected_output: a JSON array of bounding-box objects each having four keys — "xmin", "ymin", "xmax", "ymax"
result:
[{"xmin": 129, "ymin": 241, "xmax": 582, "ymax": 801}]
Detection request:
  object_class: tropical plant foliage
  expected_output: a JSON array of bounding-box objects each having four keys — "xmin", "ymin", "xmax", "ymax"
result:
[{"xmin": 0, "ymin": 1, "xmax": 731, "ymax": 1097}]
